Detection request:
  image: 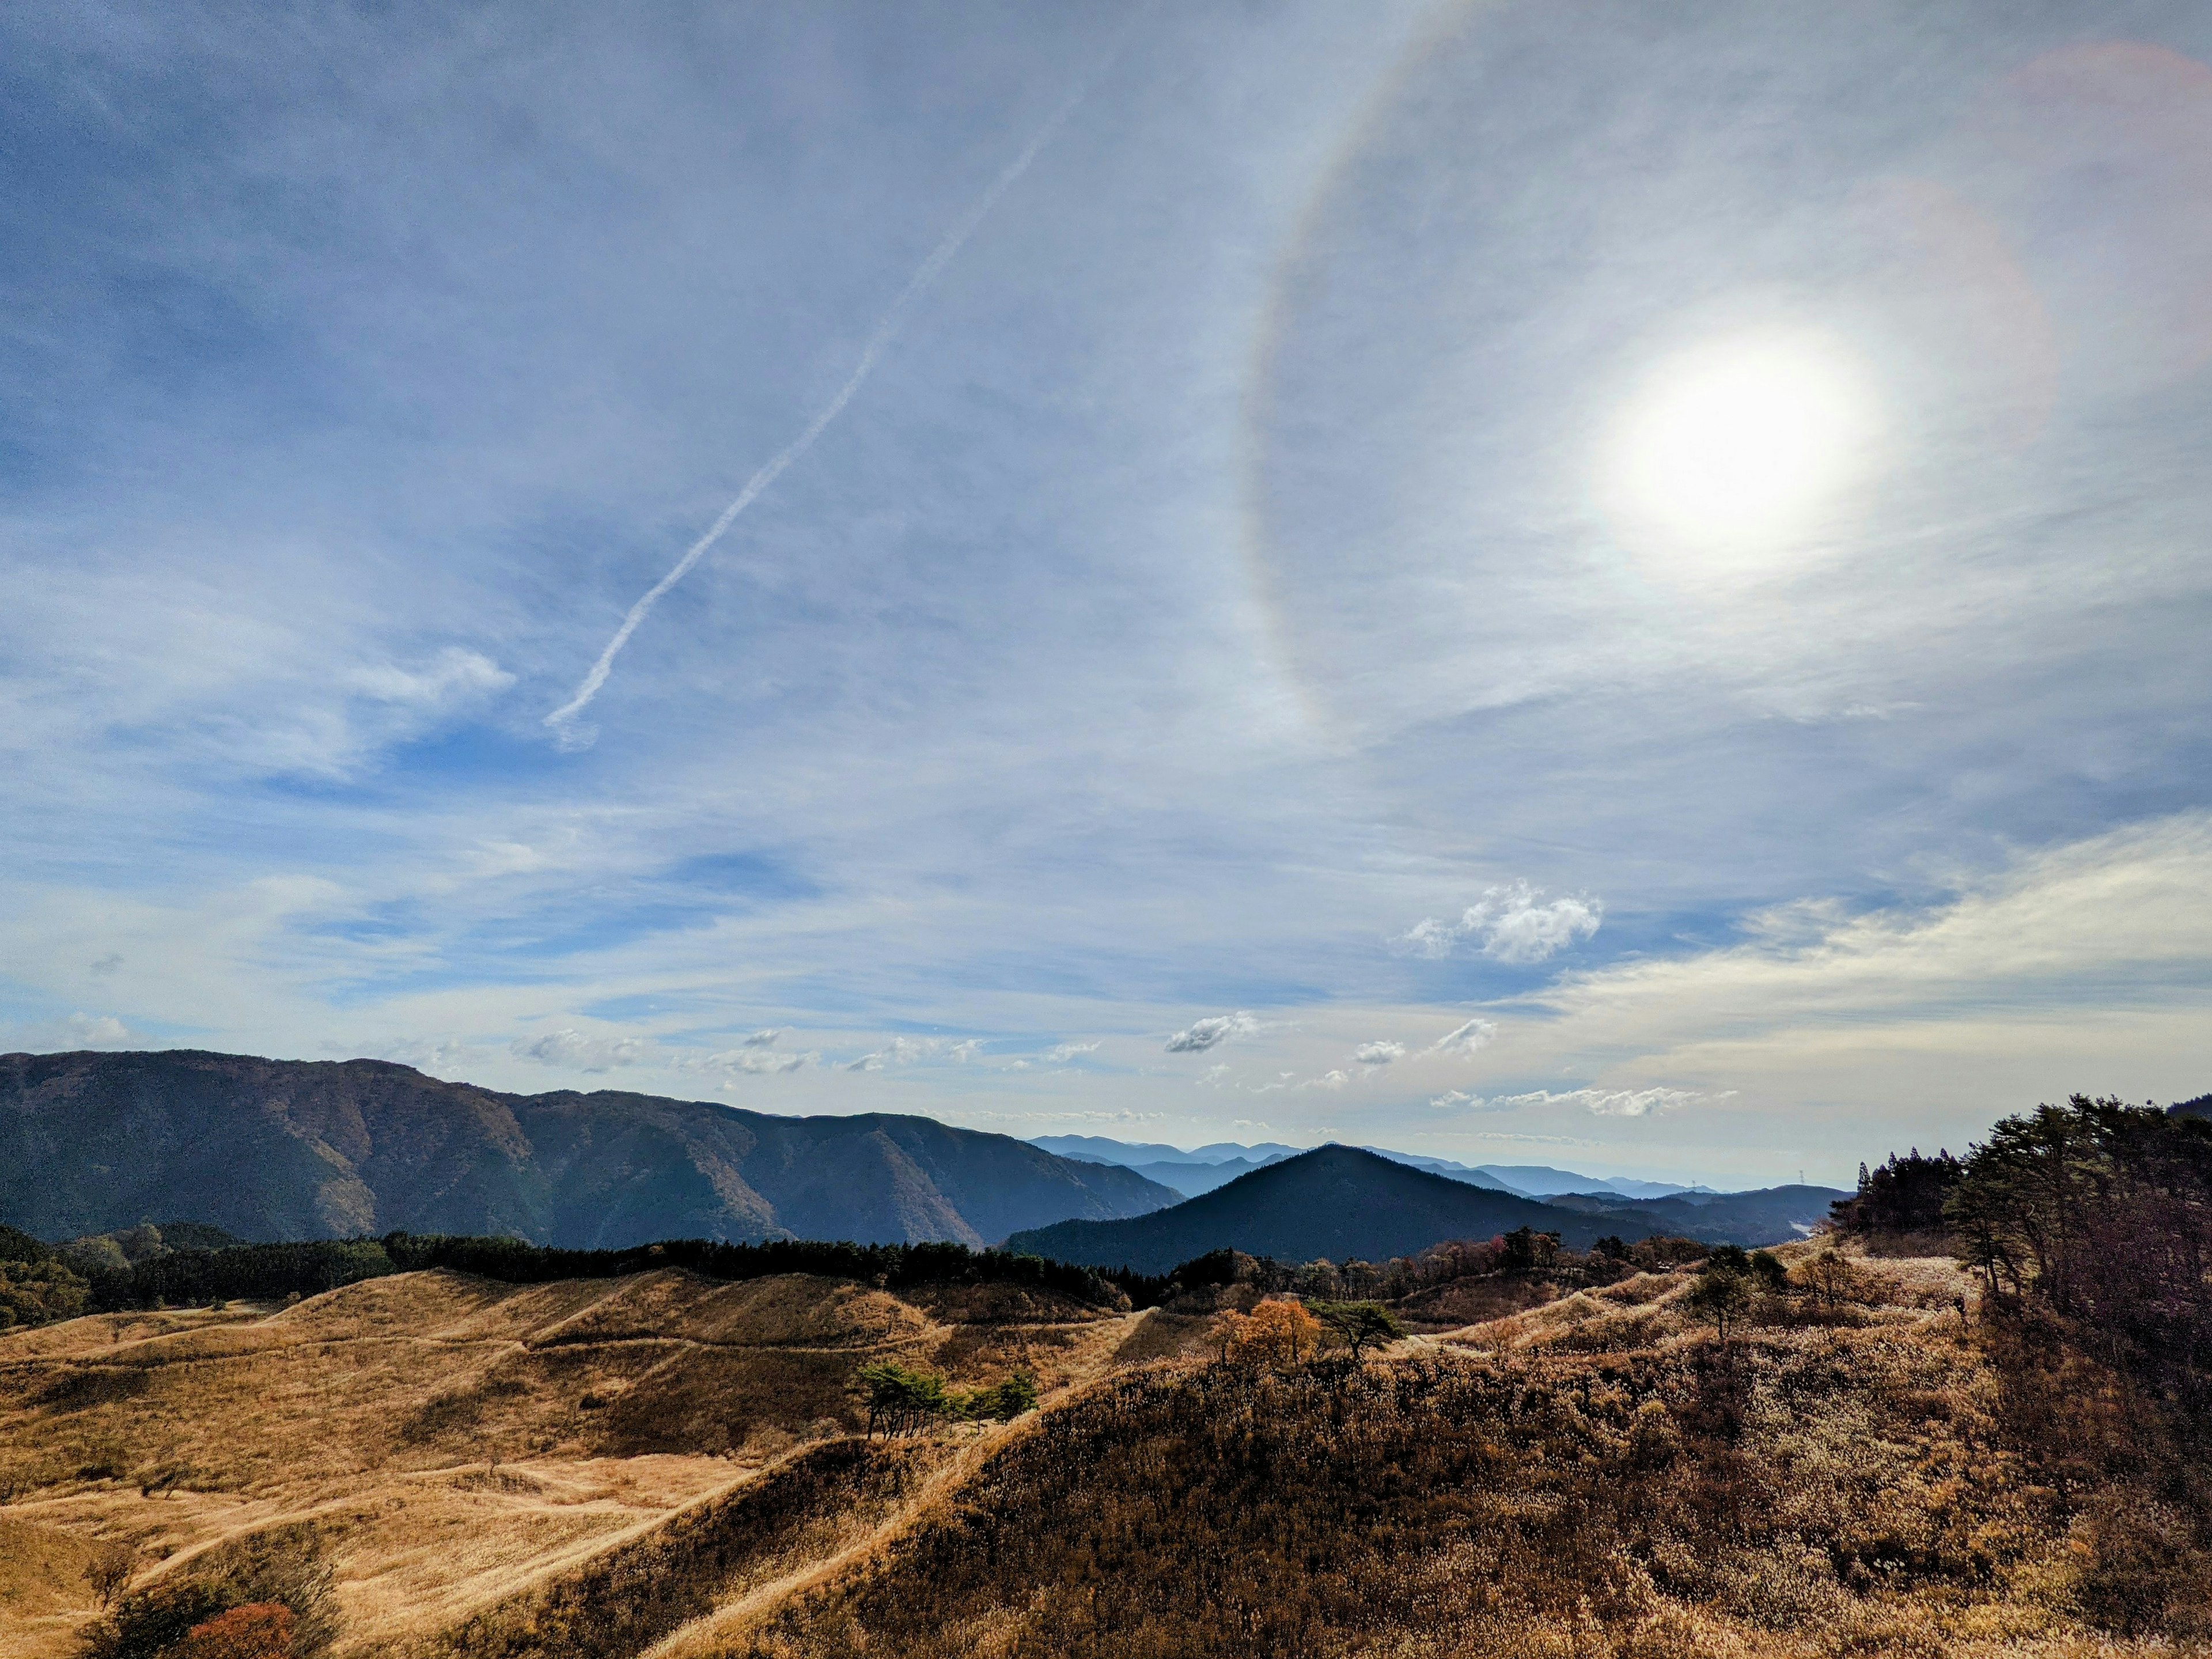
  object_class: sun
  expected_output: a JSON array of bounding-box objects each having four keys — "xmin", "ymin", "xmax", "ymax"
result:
[{"xmin": 1604, "ymin": 331, "xmax": 1879, "ymax": 563}]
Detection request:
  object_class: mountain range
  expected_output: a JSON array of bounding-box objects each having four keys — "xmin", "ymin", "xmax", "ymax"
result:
[
  {"xmin": 1031, "ymin": 1133, "xmax": 1704, "ymax": 1200},
  {"xmin": 0, "ymin": 1050, "xmax": 1175, "ymax": 1249}
]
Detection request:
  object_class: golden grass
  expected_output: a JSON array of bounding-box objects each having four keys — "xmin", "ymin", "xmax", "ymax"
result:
[
  {"xmin": 0, "ymin": 1268, "xmax": 1134, "ymax": 1657},
  {"xmin": 5, "ymin": 1246, "xmax": 2194, "ymax": 1659}
]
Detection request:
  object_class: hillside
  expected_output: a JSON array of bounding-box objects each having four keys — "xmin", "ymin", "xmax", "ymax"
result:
[
  {"xmin": 1539, "ymin": 1181, "xmax": 1848, "ymax": 1243},
  {"xmin": 0, "ymin": 1051, "xmax": 1175, "ymax": 1249},
  {"xmin": 1004, "ymin": 1145, "xmax": 1649, "ymax": 1271},
  {"xmin": 1, "ymin": 1240, "xmax": 2187, "ymax": 1658},
  {"xmin": 0, "ymin": 1264, "xmax": 1137, "ymax": 1659}
]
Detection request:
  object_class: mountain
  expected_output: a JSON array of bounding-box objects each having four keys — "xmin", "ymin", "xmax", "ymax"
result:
[
  {"xmin": 0, "ymin": 1050, "xmax": 1177, "ymax": 1249},
  {"xmin": 1127, "ymin": 1157, "xmax": 1287, "ymax": 1199},
  {"xmin": 1004, "ymin": 1145, "xmax": 1654, "ymax": 1271},
  {"xmin": 1029, "ymin": 1135, "xmax": 1306, "ymax": 1167},
  {"xmin": 1472, "ymin": 1163, "xmax": 1700, "ymax": 1198},
  {"xmin": 1031, "ymin": 1137, "xmax": 1699, "ymax": 1199},
  {"xmin": 1362, "ymin": 1150, "xmax": 1521, "ymax": 1192},
  {"xmin": 1538, "ymin": 1184, "xmax": 1850, "ymax": 1245}
]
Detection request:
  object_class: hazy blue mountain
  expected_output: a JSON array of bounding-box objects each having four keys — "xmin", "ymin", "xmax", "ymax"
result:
[
  {"xmin": 1, "ymin": 1050, "xmax": 1178, "ymax": 1249},
  {"xmin": 1475, "ymin": 1164, "xmax": 1703, "ymax": 1198},
  {"xmin": 1033, "ymin": 1137, "xmax": 1710, "ymax": 1200},
  {"xmin": 1030, "ymin": 1135, "xmax": 1306, "ymax": 1167},
  {"xmin": 1006, "ymin": 1146, "xmax": 1655, "ymax": 1272},
  {"xmin": 1539, "ymin": 1185, "xmax": 1850, "ymax": 1245},
  {"xmin": 1126, "ymin": 1157, "xmax": 1289, "ymax": 1198}
]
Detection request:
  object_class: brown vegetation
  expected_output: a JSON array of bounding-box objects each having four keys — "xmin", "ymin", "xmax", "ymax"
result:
[{"xmin": 5, "ymin": 1110, "xmax": 2206, "ymax": 1659}]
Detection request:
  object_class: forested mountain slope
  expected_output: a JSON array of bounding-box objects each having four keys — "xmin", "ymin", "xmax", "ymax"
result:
[{"xmin": 0, "ymin": 1050, "xmax": 1174, "ymax": 1248}]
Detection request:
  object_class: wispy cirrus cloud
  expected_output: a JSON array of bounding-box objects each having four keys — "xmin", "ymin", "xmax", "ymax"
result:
[
  {"xmin": 1430, "ymin": 1086, "xmax": 1706, "ymax": 1118},
  {"xmin": 1426, "ymin": 1018, "xmax": 1497, "ymax": 1058}
]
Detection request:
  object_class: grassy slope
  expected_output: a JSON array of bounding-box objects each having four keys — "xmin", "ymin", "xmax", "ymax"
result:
[
  {"xmin": 3, "ymin": 1249, "xmax": 2191, "ymax": 1659},
  {"xmin": 0, "ymin": 1269, "xmax": 1127, "ymax": 1659},
  {"xmin": 708, "ymin": 1251, "xmax": 2181, "ymax": 1658}
]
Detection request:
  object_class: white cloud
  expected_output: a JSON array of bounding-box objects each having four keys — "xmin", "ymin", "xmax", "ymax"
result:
[
  {"xmin": 843, "ymin": 1033, "xmax": 973, "ymax": 1071},
  {"xmin": 1045, "ymin": 1040, "xmax": 1101, "ymax": 1063},
  {"xmin": 510, "ymin": 1027, "xmax": 646, "ymax": 1072},
  {"xmin": 348, "ymin": 647, "xmax": 514, "ymax": 708},
  {"xmin": 1429, "ymin": 1085, "xmax": 1705, "ymax": 1117},
  {"xmin": 1299, "ymin": 1068, "xmax": 1351, "ymax": 1090},
  {"xmin": 28, "ymin": 1012, "xmax": 141, "ymax": 1050},
  {"xmin": 371, "ymin": 1036, "xmax": 471, "ymax": 1073},
  {"xmin": 1402, "ymin": 882, "xmax": 1603, "ymax": 964},
  {"xmin": 704, "ymin": 1045, "xmax": 811, "ymax": 1076},
  {"xmin": 1353, "ymin": 1040, "xmax": 1406, "ymax": 1066},
  {"xmin": 740, "ymin": 1028, "xmax": 785, "ymax": 1047},
  {"xmin": 1196, "ymin": 1062, "xmax": 1232, "ymax": 1086},
  {"xmin": 1165, "ymin": 1012, "xmax": 1263, "ymax": 1052},
  {"xmin": 1426, "ymin": 1017, "xmax": 1497, "ymax": 1058}
]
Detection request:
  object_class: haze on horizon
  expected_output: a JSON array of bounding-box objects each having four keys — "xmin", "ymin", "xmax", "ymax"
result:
[{"xmin": 5, "ymin": 0, "xmax": 2210, "ymax": 1189}]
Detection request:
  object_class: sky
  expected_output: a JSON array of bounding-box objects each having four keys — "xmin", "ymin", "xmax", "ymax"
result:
[{"xmin": 5, "ymin": 0, "xmax": 2211, "ymax": 1187}]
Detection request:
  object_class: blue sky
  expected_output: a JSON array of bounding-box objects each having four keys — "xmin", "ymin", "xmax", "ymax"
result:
[{"xmin": 6, "ymin": 0, "xmax": 2211, "ymax": 1185}]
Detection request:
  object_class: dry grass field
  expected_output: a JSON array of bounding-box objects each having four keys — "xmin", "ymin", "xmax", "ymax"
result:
[
  {"xmin": 0, "ymin": 1268, "xmax": 1131, "ymax": 1659},
  {"xmin": 2, "ymin": 1246, "xmax": 2200, "ymax": 1658}
]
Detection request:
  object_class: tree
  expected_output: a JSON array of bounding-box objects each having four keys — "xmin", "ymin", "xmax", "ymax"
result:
[
  {"xmin": 1831, "ymin": 1147, "xmax": 1964, "ymax": 1238},
  {"xmin": 1791, "ymin": 1248, "xmax": 1863, "ymax": 1308},
  {"xmin": 972, "ymin": 1372, "xmax": 1038, "ymax": 1421},
  {"xmin": 1234, "ymin": 1299, "xmax": 1324, "ymax": 1367},
  {"xmin": 1207, "ymin": 1309, "xmax": 1251, "ymax": 1362},
  {"xmin": 84, "ymin": 1543, "xmax": 135, "ymax": 1609},
  {"xmin": 856, "ymin": 1361, "xmax": 951, "ymax": 1437},
  {"xmin": 1306, "ymin": 1300, "xmax": 1405, "ymax": 1362},
  {"xmin": 1682, "ymin": 1255, "xmax": 1757, "ymax": 1344}
]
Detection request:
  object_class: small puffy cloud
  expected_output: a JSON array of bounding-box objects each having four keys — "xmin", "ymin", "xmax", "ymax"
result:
[
  {"xmin": 1426, "ymin": 1017, "xmax": 1498, "ymax": 1059},
  {"xmin": 1299, "ymin": 1069, "xmax": 1351, "ymax": 1090},
  {"xmin": 510, "ymin": 1028, "xmax": 646, "ymax": 1072},
  {"xmin": 1045, "ymin": 1040, "xmax": 1101, "ymax": 1063},
  {"xmin": 1165, "ymin": 1012, "xmax": 1262, "ymax": 1053},
  {"xmin": 1353, "ymin": 1040, "xmax": 1406, "ymax": 1066},
  {"xmin": 373, "ymin": 1036, "xmax": 470, "ymax": 1073},
  {"xmin": 844, "ymin": 1034, "xmax": 970, "ymax": 1071},
  {"xmin": 1430, "ymin": 1085, "xmax": 1708, "ymax": 1117},
  {"xmin": 740, "ymin": 1028, "xmax": 785, "ymax": 1047},
  {"xmin": 35, "ymin": 1012, "xmax": 139, "ymax": 1049},
  {"xmin": 706, "ymin": 1046, "xmax": 810, "ymax": 1076},
  {"xmin": 1401, "ymin": 882, "xmax": 1603, "ymax": 964}
]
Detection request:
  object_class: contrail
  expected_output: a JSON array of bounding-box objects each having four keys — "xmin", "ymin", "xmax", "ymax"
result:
[{"xmin": 546, "ymin": 77, "xmax": 1097, "ymax": 743}]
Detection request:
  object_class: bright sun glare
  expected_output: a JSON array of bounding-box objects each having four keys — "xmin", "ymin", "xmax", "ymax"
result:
[{"xmin": 1607, "ymin": 332, "xmax": 1878, "ymax": 562}]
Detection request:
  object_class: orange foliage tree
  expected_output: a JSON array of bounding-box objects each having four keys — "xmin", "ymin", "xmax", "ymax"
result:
[
  {"xmin": 178, "ymin": 1602, "xmax": 296, "ymax": 1659},
  {"xmin": 1234, "ymin": 1298, "xmax": 1323, "ymax": 1366}
]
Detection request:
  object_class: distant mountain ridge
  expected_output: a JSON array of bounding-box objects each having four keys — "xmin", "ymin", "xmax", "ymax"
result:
[
  {"xmin": 1007, "ymin": 1145, "xmax": 1658, "ymax": 1272},
  {"xmin": 1029, "ymin": 1134, "xmax": 1704, "ymax": 1200},
  {"xmin": 0, "ymin": 1050, "xmax": 1176, "ymax": 1249}
]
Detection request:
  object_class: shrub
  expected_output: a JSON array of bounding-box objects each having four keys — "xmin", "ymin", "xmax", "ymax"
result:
[{"xmin": 178, "ymin": 1604, "xmax": 296, "ymax": 1659}]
